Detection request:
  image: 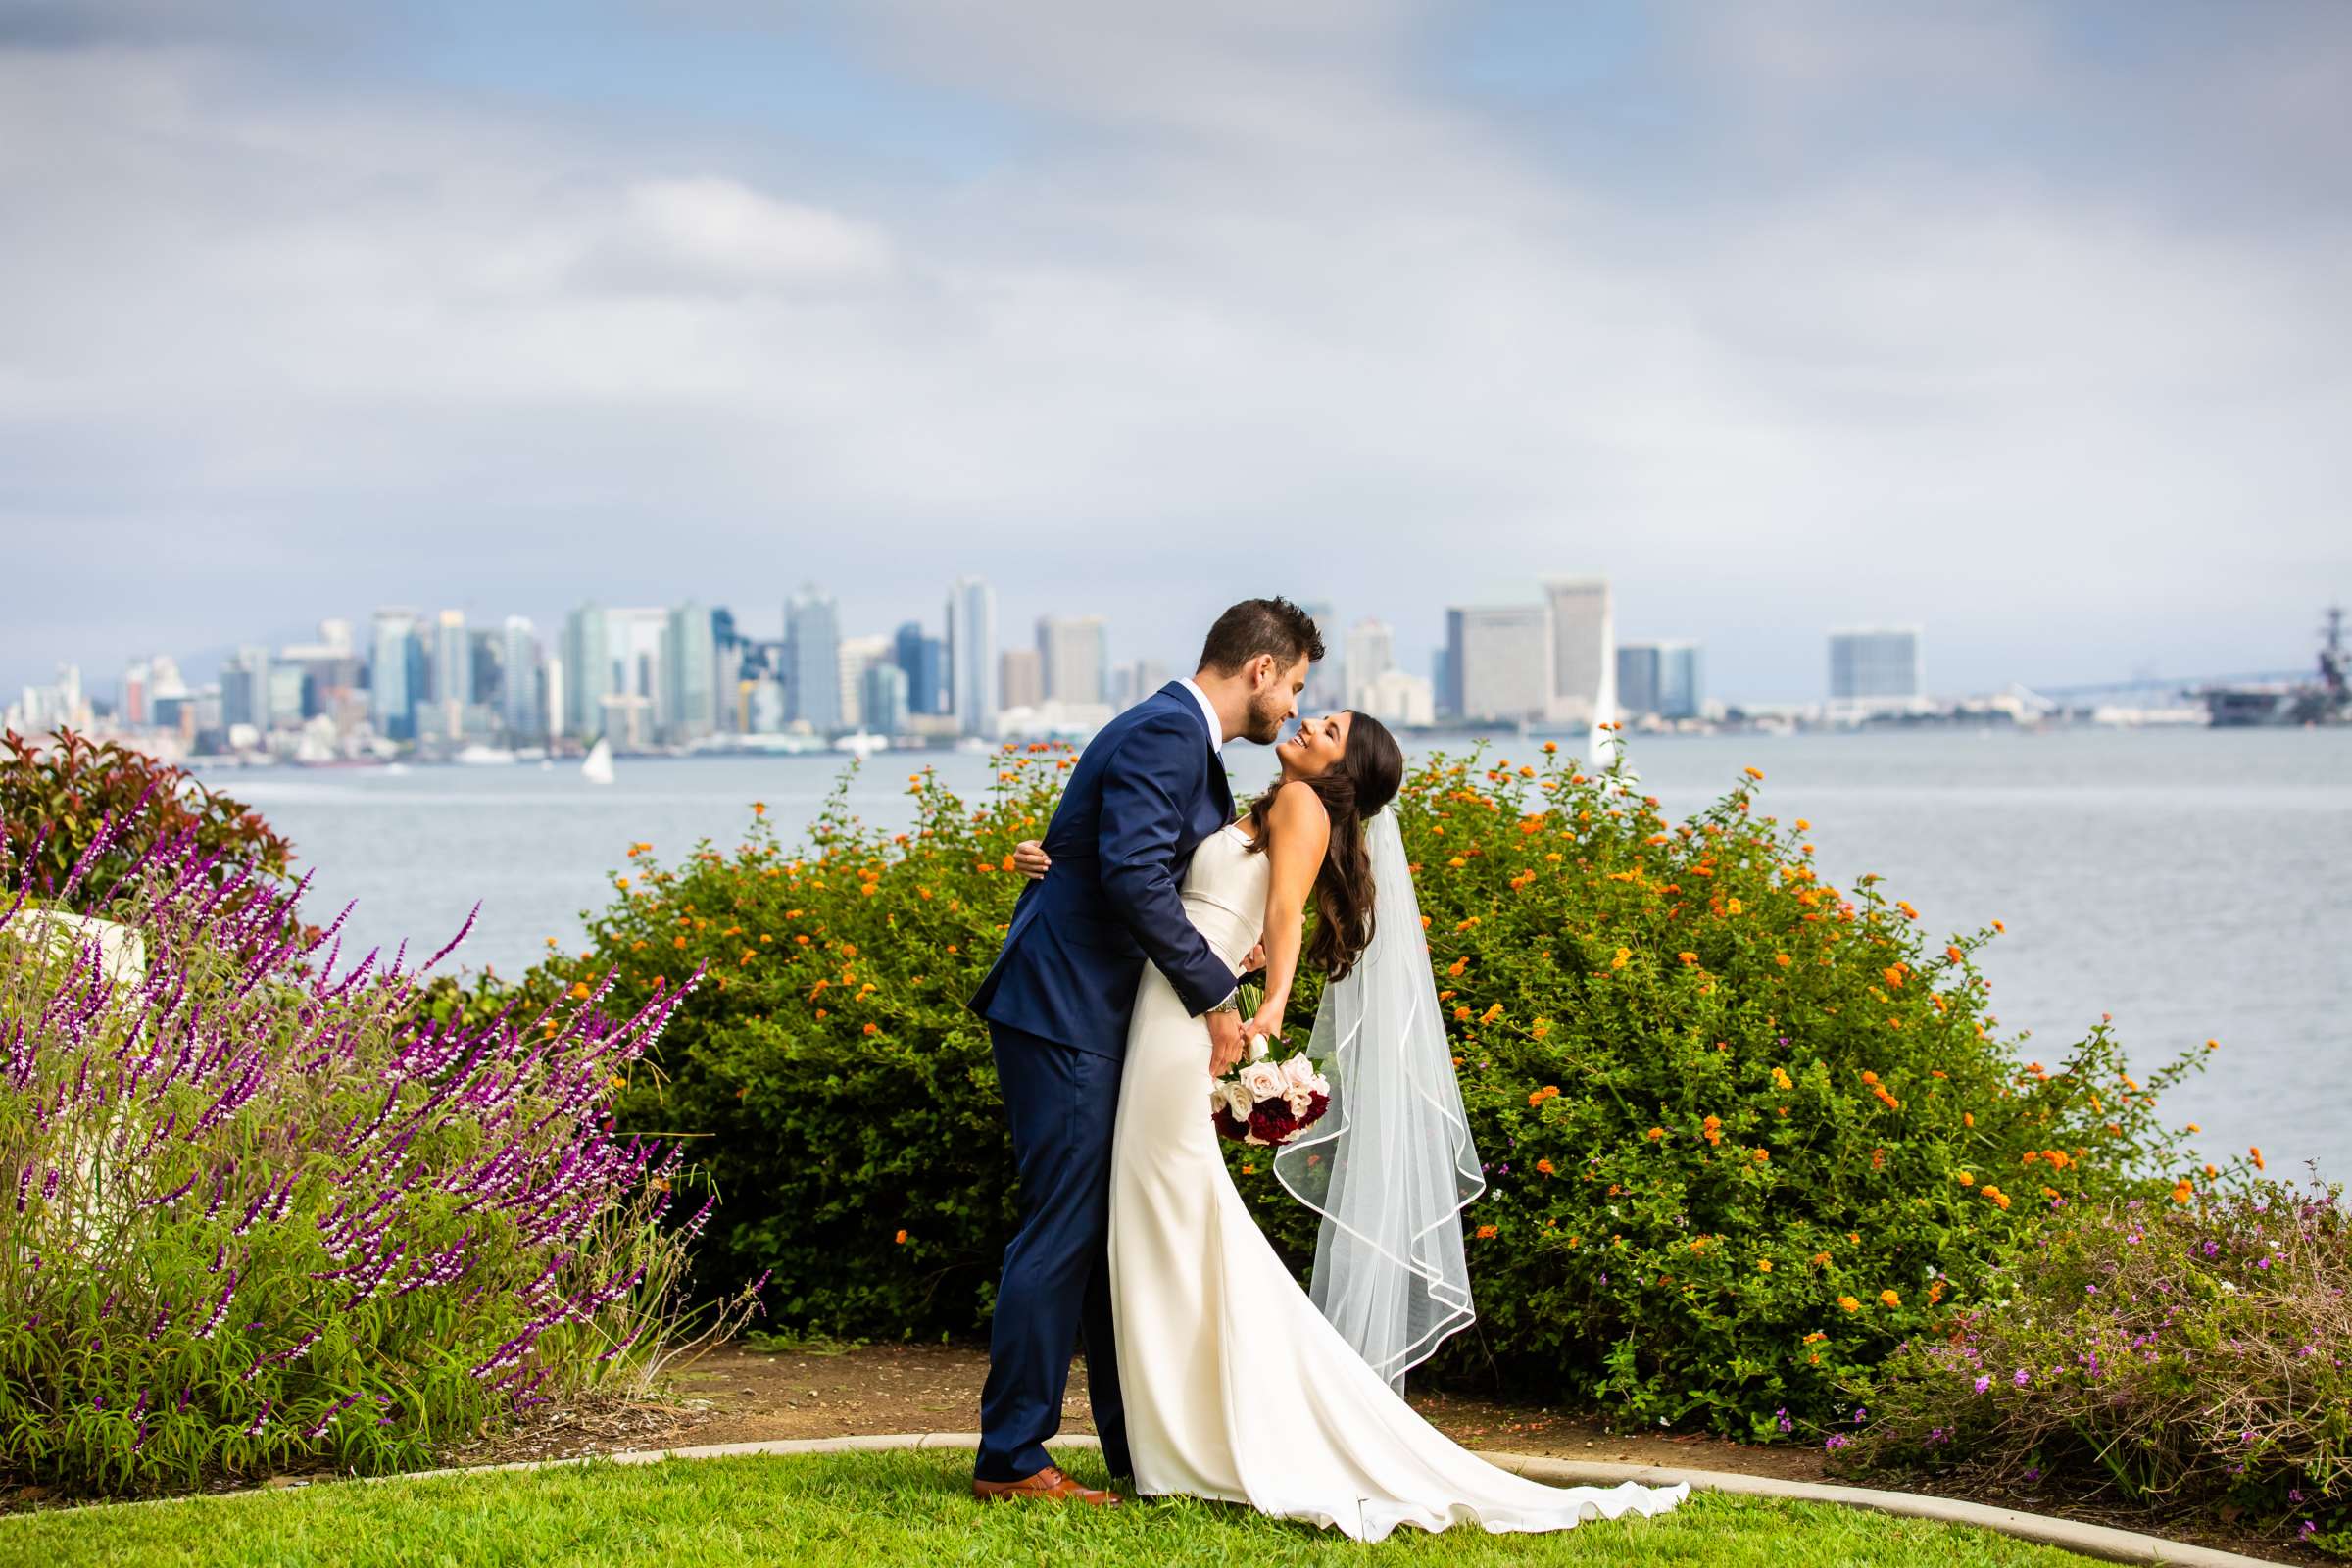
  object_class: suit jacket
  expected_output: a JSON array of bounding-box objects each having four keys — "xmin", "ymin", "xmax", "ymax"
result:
[{"xmin": 969, "ymin": 682, "xmax": 1239, "ymax": 1058}]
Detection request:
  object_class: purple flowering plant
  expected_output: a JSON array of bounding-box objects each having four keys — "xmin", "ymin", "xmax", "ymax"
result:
[
  {"xmin": 0, "ymin": 791, "xmax": 760, "ymax": 1494},
  {"xmin": 1833, "ymin": 1177, "xmax": 2351, "ymax": 1556}
]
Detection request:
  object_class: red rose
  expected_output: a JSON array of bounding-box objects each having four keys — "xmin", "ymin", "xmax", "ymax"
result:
[
  {"xmin": 1212, "ymin": 1105, "xmax": 1250, "ymax": 1143},
  {"xmin": 1248, "ymin": 1100, "xmax": 1300, "ymax": 1146}
]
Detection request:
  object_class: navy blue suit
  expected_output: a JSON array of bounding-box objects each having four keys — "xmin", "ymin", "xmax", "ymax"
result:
[{"xmin": 968, "ymin": 682, "xmax": 1239, "ymax": 1482}]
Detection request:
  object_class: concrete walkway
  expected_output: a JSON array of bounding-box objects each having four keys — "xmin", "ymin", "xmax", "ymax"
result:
[{"xmin": 17, "ymin": 1428, "xmax": 2284, "ymax": 1567}]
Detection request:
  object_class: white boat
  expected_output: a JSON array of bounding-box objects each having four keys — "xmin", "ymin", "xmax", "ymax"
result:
[
  {"xmin": 581, "ymin": 737, "xmax": 615, "ymax": 785},
  {"xmin": 832, "ymin": 731, "xmax": 890, "ymax": 758},
  {"xmin": 454, "ymin": 744, "xmax": 518, "ymax": 766}
]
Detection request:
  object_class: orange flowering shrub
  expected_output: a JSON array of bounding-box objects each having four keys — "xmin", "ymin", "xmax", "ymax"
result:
[
  {"xmin": 467, "ymin": 739, "xmax": 2221, "ymax": 1444},
  {"xmin": 1285, "ymin": 742, "xmax": 2219, "ymax": 1440}
]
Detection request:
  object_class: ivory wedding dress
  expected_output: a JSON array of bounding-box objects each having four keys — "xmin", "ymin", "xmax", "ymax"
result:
[{"xmin": 1106, "ymin": 823, "xmax": 1690, "ymax": 1542}]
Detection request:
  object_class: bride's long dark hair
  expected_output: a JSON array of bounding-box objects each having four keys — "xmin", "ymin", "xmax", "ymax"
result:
[{"xmin": 1242, "ymin": 711, "xmax": 1405, "ymax": 982}]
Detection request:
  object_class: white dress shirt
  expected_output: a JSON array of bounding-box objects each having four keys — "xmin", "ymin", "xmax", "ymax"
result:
[{"xmin": 1176, "ymin": 676, "xmax": 1227, "ymax": 757}]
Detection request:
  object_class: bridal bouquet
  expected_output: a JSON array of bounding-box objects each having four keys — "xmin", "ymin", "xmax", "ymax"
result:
[{"xmin": 1210, "ymin": 1041, "xmax": 1332, "ymax": 1148}]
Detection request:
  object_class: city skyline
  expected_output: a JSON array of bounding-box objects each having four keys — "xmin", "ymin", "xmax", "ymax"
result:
[{"xmin": 3, "ymin": 6, "xmax": 2346, "ymax": 703}]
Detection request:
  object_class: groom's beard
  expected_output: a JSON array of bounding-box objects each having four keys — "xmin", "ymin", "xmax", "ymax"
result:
[{"xmin": 1242, "ymin": 693, "xmax": 1290, "ymax": 746}]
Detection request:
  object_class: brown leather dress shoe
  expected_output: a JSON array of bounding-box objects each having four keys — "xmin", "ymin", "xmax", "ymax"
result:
[{"xmin": 972, "ymin": 1465, "xmax": 1123, "ymax": 1506}]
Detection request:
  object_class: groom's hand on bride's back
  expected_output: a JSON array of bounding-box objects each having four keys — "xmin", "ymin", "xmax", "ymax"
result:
[{"xmin": 1012, "ymin": 840, "xmax": 1050, "ymax": 879}]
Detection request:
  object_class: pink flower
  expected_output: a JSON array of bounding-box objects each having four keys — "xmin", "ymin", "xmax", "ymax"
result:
[{"xmin": 1239, "ymin": 1061, "xmax": 1287, "ymax": 1102}]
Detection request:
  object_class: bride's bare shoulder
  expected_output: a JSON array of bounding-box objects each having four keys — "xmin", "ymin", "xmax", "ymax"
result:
[{"xmin": 1265, "ymin": 780, "xmax": 1330, "ymax": 851}]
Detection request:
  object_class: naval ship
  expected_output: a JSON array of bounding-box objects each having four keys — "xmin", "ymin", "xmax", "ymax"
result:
[{"xmin": 2201, "ymin": 607, "xmax": 2348, "ymax": 727}]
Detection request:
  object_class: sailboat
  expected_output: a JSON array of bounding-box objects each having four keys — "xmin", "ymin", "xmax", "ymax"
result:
[{"xmin": 581, "ymin": 737, "xmax": 615, "ymax": 785}]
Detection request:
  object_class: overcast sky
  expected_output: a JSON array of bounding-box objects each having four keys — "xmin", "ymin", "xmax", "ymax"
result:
[{"xmin": 3, "ymin": 0, "xmax": 2346, "ymax": 704}]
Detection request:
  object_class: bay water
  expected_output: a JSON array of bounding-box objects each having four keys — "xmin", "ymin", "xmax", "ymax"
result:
[{"xmin": 203, "ymin": 726, "xmax": 2351, "ymax": 1181}]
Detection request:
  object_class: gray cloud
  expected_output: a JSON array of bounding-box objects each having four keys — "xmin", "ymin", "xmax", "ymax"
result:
[{"xmin": 2, "ymin": 0, "xmax": 2347, "ymax": 702}]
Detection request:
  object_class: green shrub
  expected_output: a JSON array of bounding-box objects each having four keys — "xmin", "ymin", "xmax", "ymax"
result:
[
  {"xmin": 1834, "ymin": 1179, "xmax": 2349, "ymax": 1557},
  {"xmin": 0, "ymin": 795, "xmax": 746, "ymax": 1495},
  {"xmin": 1, "ymin": 730, "xmax": 295, "ymax": 912},
  {"xmin": 526, "ymin": 740, "xmax": 2213, "ymax": 1435}
]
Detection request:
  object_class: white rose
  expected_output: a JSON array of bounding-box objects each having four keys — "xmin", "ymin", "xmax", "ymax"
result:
[
  {"xmin": 1306, "ymin": 1072, "xmax": 1332, "ymax": 1097},
  {"xmin": 1222, "ymin": 1082, "xmax": 1255, "ymax": 1122},
  {"xmin": 1280, "ymin": 1054, "xmax": 1317, "ymax": 1090},
  {"xmin": 1284, "ymin": 1086, "xmax": 1315, "ymax": 1118},
  {"xmin": 1247, "ymin": 1031, "xmax": 1271, "ymax": 1063},
  {"xmin": 1240, "ymin": 1061, "xmax": 1287, "ymax": 1102}
]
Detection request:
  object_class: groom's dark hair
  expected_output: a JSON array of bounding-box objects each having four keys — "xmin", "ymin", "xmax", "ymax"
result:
[{"xmin": 1198, "ymin": 597, "xmax": 1324, "ymax": 676}]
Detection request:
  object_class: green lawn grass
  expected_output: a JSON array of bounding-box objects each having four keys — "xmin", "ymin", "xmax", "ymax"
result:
[{"xmin": 0, "ymin": 1446, "xmax": 2106, "ymax": 1567}]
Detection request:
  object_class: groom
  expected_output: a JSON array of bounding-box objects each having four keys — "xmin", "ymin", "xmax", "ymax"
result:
[{"xmin": 967, "ymin": 596, "xmax": 1324, "ymax": 1505}]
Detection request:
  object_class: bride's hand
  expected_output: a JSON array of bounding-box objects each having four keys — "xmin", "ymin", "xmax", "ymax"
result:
[
  {"xmin": 1011, "ymin": 839, "xmax": 1050, "ymax": 880},
  {"xmin": 1244, "ymin": 1005, "xmax": 1285, "ymax": 1056}
]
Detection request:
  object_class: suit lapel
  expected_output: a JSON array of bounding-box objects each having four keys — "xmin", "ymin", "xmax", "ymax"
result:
[{"xmin": 1154, "ymin": 681, "xmax": 1234, "ymax": 827}]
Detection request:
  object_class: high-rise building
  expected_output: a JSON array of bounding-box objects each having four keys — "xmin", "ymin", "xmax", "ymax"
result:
[
  {"xmin": 1431, "ymin": 647, "xmax": 1454, "ymax": 719},
  {"xmin": 786, "ymin": 587, "xmax": 843, "ymax": 733},
  {"xmin": 948, "ymin": 577, "xmax": 998, "ymax": 737},
  {"xmin": 838, "ymin": 634, "xmax": 892, "ymax": 729},
  {"xmin": 1617, "ymin": 640, "xmax": 1703, "ymax": 720},
  {"xmin": 220, "ymin": 645, "xmax": 270, "ymax": 732},
  {"xmin": 1111, "ymin": 659, "xmax": 1170, "ymax": 710},
  {"xmin": 501, "ymin": 616, "xmax": 541, "ymax": 740},
  {"xmin": 1298, "ymin": 601, "xmax": 1344, "ymax": 712},
  {"xmin": 893, "ymin": 620, "xmax": 948, "ymax": 715},
  {"xmin": 431, "ymin": 610, "xmax": 470, "ymax": 741},
  {"xmin": 370, "ymin": 610, "xmax": 420, "ymax": 741},
  {"xmin": 1344, "ymin": 619, "xmax": 1395, "ymax": 711},
  {"xmin": 467, "ymin": 629, "xmax": 502, "ymax": 709},
  {"xmin": 1358, "ymin": 668, "xmax": 1436, "ymax": 728},
  {"xmin": 1829, "ymin": 627, "xmax": 1924, "ymax": 709},
  {"xmin": 663, "ymin": 601, "xmax": 717, "ymax": 742},
  {"xmin": 1445, "ymin": 605, "xmax": 1552, "ymax": 722},
  {"xmin": 122, "ymin": 660, "xmax": 151, "ymax": 727},
  {"xmin": 1544, "ymin": 578, "xmax": 1612, "ymax": 726},
  {"xmin": 1037, "ymin": 615, "xmax": 1108, "ymax": 705},
  {"xmin": 562, "ymin": 604, "xmax": 611, "ymax": 741},
  {"xmin": 861, "ymin": 662, "xmax": 910, "ymax": 737},
  {"xmin": 1001, "ymin": 647, "xmax": 1044, "ymax": 710}
]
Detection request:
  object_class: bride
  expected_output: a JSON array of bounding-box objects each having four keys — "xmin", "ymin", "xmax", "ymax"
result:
[{"xmin": 1098, "ymin": 709, "xmax": 1689, "ymax": 1542}]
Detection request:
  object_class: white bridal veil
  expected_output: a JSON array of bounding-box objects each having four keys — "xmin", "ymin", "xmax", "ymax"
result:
[{"xmin": 1273, "ymin": 808, "xmax": 1486, "ymax": 1392}]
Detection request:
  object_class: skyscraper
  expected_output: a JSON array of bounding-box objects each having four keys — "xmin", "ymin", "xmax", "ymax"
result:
[
  {"xmin": 786, "ymin": 586, "xmax": 843, "ymax": 733},
  {"xmin": 1111, "ymin": 659, "xmax": 1170, "ymax": 710},
  {"xmin": 1829, "ymin": 627, "xmax": 1924, "ymax": 710},
  {"xmin": 1000, "ymin": 647, "xmax": 1044, "ymax": 710},
  {"xmin": 433, "ymin": 610, "xmax": 471, "ymax": 741},
  {"xmin": 663, "ymin": 601, "xmax": 717, "ymax": 742},
  {"xmin": 1445, "ymin": 605, "xmax": 1552, "ymax": 722},
  {"xmin": 894, "ymin": 620, "xmax": 948, "ymax": 715},
  {"xmin": 1037, "ymin": 615, "xmax": 1108, "ymax": 705},
  {"xmin": 1344, "ymin": 619, "xmax": 1395, "ymax": 710},
  {"xmin": 122, "ymin": 660, "xmax": 150, "ymax": 727},
  {"xmin": 948, "ymin": 576, "xmax": 998, "ymax": 737},
  {"xmin": 1544, "ymin": 578, "xmax": 1612, "ymax": 726},
  {"xmin": 221, "ymin": 645, "xmax": 270, "ymax": 732},
  {"xmin": 370, "ymin": 610, "xmax": 419, "ymax": 741},
  {"xmin": 562, "ymin": 604, "xmax": 611, "ymax": 741},
  {"xmin": 1618, "ymin": 641, "xmax": 1703, "ymax": 720},
  {"xmin": 837, "ymin": 634, "xmax": 892, "ymax": 729},
  {"xmin": 861, "ymin": 662, "xmax": 910, "ymax": 737},
  {"xmin": 501, "ymin": 615, "xmax": 541, "ymax": 739}
]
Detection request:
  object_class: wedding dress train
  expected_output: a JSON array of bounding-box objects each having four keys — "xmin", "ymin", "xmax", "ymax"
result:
[{"xmin": 1106, "ymin": 823, "xmax": 1690, "ymax": 1541}]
